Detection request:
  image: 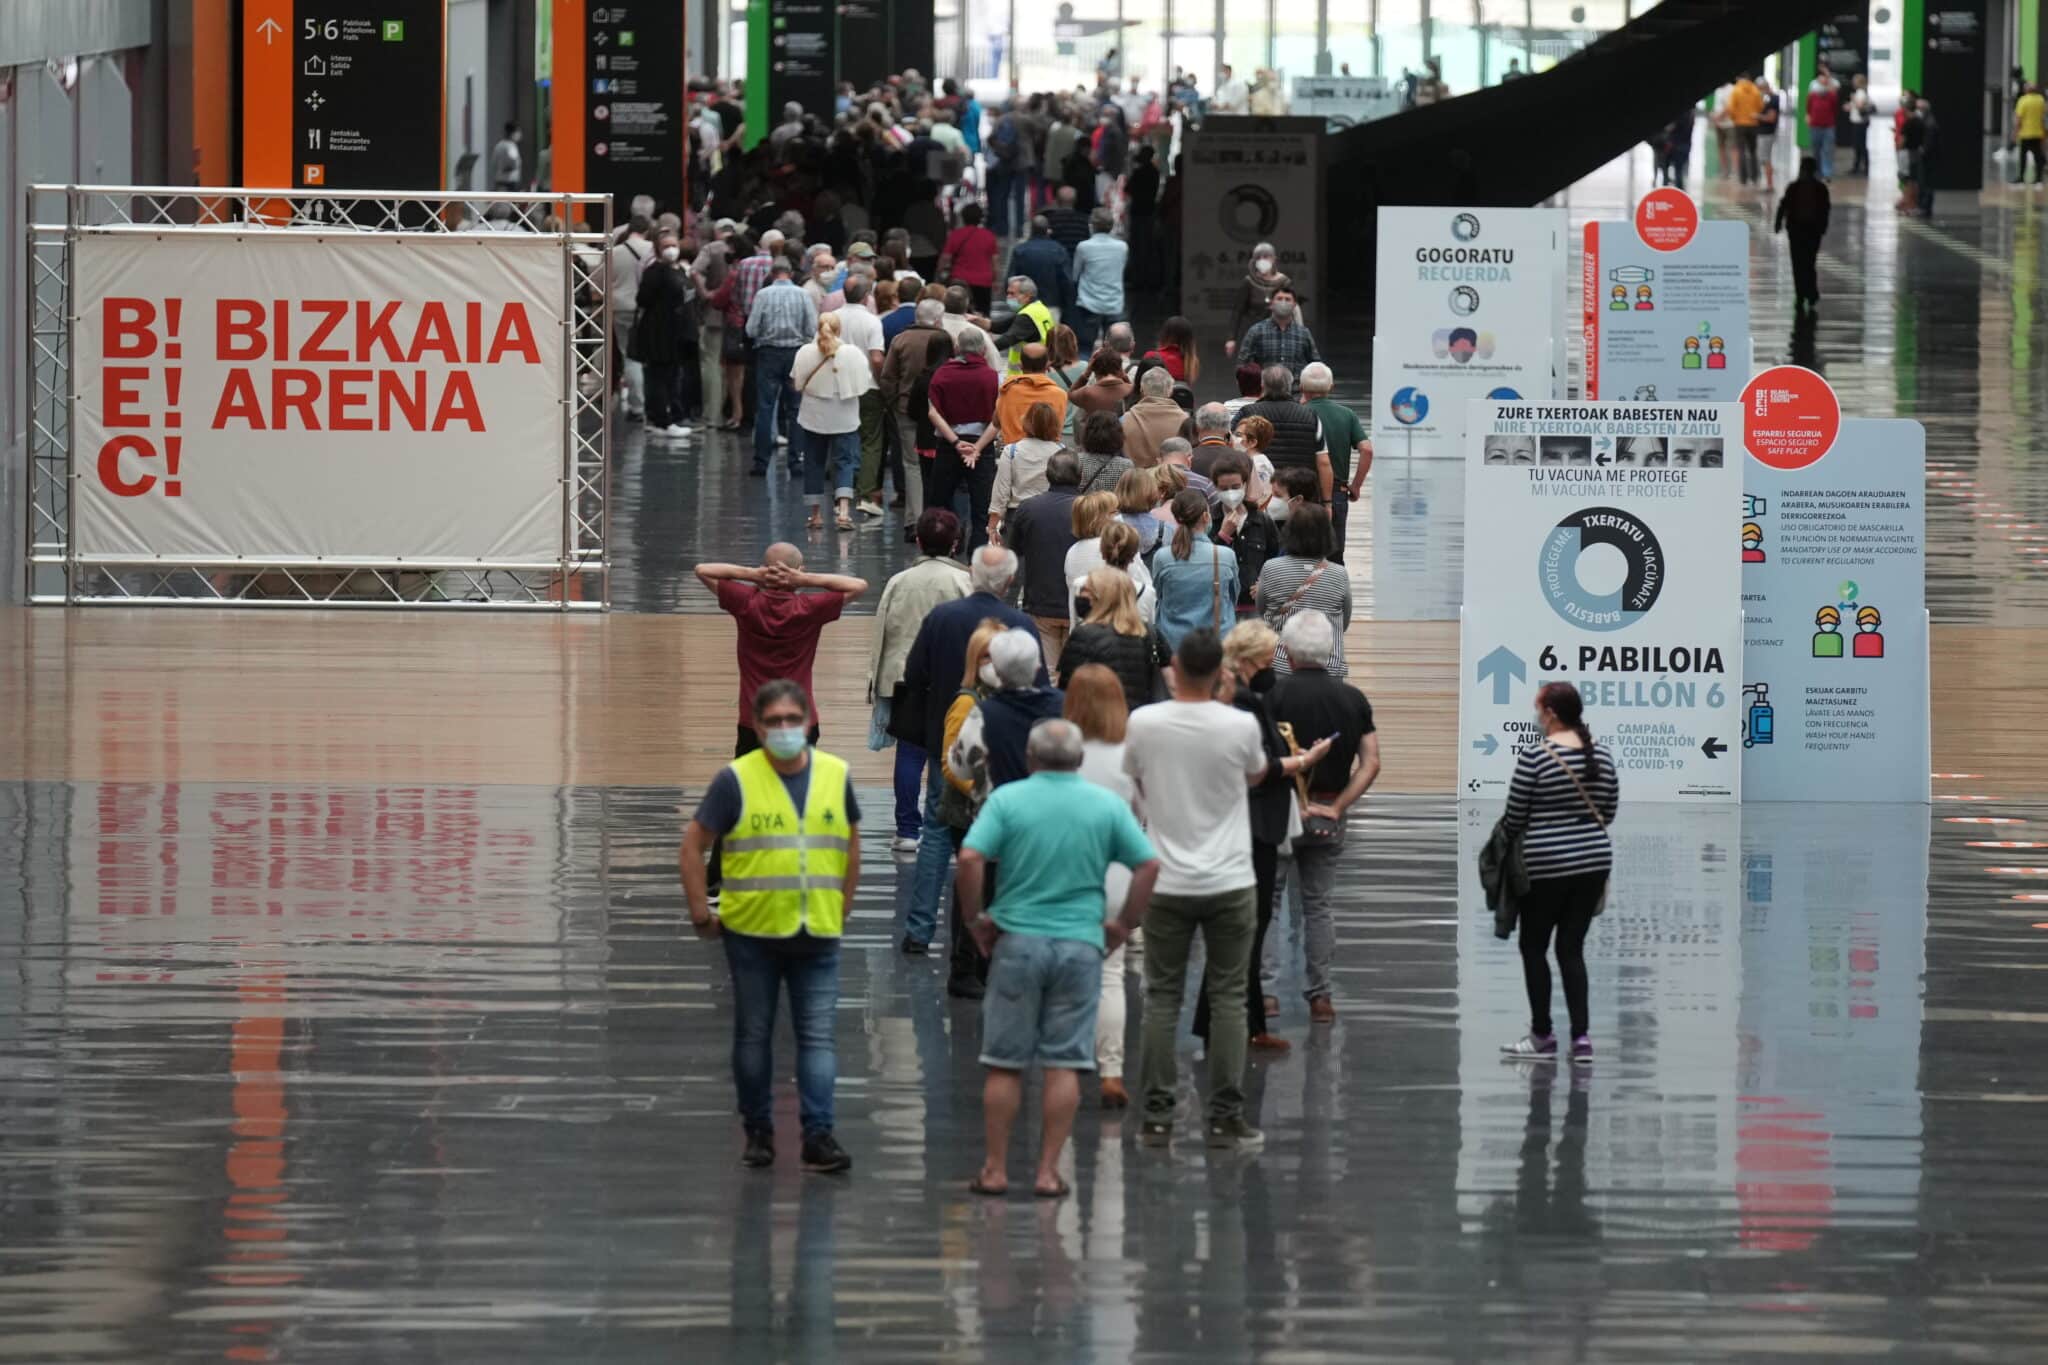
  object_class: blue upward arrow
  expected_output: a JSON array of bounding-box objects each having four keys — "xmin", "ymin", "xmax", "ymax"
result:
[{"xmin": 1476, "ymin": 646, "xmax": 1526, "ymax": 704}]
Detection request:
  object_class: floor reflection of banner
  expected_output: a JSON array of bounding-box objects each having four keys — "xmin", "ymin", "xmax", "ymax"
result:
[
  {"xmin": 1735, "ymin": 803, "xmax": 1927, "ymax": 1250},
  {"xmin": 1456, "ymin": 802, "xmax": 1743, "ymax": 1231},
  {"xmin": 69, "ymin": 783, "xmax": 570, "ymax": 1005},
  {"xmin": 1369, "ymin": 453, "xmax": 1463, "ymax": 620}
]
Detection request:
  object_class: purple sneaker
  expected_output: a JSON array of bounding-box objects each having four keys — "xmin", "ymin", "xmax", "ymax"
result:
[
  {"xmin": 1500, "ymin": 1034, "xmax": 1558, "ymax": 1060},
  {"xmin": 1571, "ymin": 1036, "xmax": 1594, "ymax": 1066}
]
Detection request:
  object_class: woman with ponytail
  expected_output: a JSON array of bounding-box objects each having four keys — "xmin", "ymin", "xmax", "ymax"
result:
[
  {"xmin": 1499, "ymin": 681, "xmax": 1620, "ymax": 1066},
  {"xmin": 792, "ymin": 310, "xmax": 874, "ymax": 529},
  {"xmin": 1147, "ymin": 487, "xmax": 1240, "ymax": 653}
]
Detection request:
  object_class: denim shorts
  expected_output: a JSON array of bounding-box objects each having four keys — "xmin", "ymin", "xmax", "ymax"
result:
[{"xmin": 979, "ymin": 932, "xmax": 1102, "ymax": 1070}]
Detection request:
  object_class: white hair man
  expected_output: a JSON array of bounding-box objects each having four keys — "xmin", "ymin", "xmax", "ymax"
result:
[
  {"xmin": 958, "ymin": 716, "xmax": 1161, "ymax": 1198},
  {"xmin": 1297, "ymin": 362, "xmax": 1371, "ymax": 564},
  {"xmin": 1266, "ymin": 610, "xmax": 1380, "ymax": 1022},
  {"xmin": 877, "ymin": 296, "xmax": 956, "ymax": 523},
  {"xmin": 1122, "ymin": 362, "xmax": 1186, "ymax": 469},
  {"xmin": 896, "ymin": 547, "xmax": 1047, "ymax": 991}
]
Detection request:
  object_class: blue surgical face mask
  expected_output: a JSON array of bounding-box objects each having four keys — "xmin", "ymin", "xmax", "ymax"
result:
[{"xmin": 762, "ymin": 725, "xmax": 809, "ymax": 760}]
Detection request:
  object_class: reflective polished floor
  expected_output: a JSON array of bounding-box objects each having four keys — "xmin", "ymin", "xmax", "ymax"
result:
[{"xmin": 10, "ymin": 139, "xmax": 2048, "ymax": 1360}]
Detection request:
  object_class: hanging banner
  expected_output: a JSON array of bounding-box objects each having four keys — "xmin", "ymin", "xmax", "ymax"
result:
[
  {"xmin": 1291, "ymin": 76, "xmax": 1401, "ymax": 128},
  {"xmin": 1738, "ymin": 368, "xmax": 1928, "ymax": 802},
  {"xmin": 72, "ymin": 232, "xmax": 565, "ymax": 565},
  {"xmin": 1372, "ymin": 206, "xmax": 1562, "ymax": 459},
  {"xmin": 1181, "ymin": 119, "xmax": 1325, "ymax": 369},
  {"xmin": 241, "ymin": 0, "xmax": 447, "ymax": 192},
  {"xmin": 1583, "ymin": 189, "xmax": 1750, "ymax": 405},
  {"xmin": 1459, "ymin": 399, "xmax": 1744, "ymax": 803}
]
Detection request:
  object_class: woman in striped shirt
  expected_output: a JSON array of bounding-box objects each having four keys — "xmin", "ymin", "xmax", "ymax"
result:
[{"xmin": 1499, "ymin": 682, "xmax": 1620, "ymax": 1066}]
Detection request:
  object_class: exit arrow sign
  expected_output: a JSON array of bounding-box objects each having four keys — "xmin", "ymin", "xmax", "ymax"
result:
[{"xmin": 257, "ymin": 16, "xmax": 282, "ymax": 43}]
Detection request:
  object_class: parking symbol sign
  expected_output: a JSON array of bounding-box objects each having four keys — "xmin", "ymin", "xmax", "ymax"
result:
[{"xmin": 382, "ymin": 20, "xmax": 405, "ymax": 41}]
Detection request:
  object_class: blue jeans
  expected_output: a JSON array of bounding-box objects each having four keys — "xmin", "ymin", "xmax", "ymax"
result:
[
  {"xmin": 1070, "ymin": 307, "xmax": 1122, "ymax": 352},
  {"xmin": 894, "ymin": 741, "xmax": 927, "ymax": 840},
  {"xmin": 801, "ymin": 427, "xmax": 861, "ymax": 505},
  {"xmin": 752, "ymin": 345, "xmax": 799, "ymax": 472},
  {"xmin": 723, "ymin": 930, "xmax": 841, "ymax": 1137},
  {"xmin": 1812, "ymin": 125, "xmax": 1835, "ymax": 180},
  {"xmin": 905, "ymin": 755, "xmax": 955, "ymax": 945}
]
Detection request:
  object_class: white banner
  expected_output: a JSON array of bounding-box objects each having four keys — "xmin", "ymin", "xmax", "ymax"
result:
[
  {"xmin": 74, "ymin": 232, "xmax": 566, "ymax": 565},
  {"xmin": 1458, "ymin": 400, "xmax": 1744, "ymax": 803},
  {"xmin": 1372, "ymin": 207, "xmax": 1562, "ymax": 459}
]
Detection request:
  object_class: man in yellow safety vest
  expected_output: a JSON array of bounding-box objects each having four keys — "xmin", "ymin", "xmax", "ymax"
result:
[
  {"xmin": 682, "ymin": 678, "xmax": 861, "ymax": 1174},
  {"xmin": 990, "ymin": 274, "xmax": 1056, "ymax": 375}
]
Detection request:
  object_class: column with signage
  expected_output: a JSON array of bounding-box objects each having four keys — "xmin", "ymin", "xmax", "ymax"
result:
[
  {"xmin": 1920, "ymin": 1, "xmax": 1989, "ymax": 191},
  {"xmin": 1797, "ymin": 6, "xmax": 1869, "ymax": 149},
  {"xmin": 583, "ymin": 1, "xmax": 685, "ymax": 213},
  {"xmin": 241, "ymin": 2, "xmax": 447, "ymax": 192},
  {"xmin": 748, "ymin": 0, "xmax": 835, "ymax": 140},
  {"xmin": 1179, "ymin": 119, "xmax": 1325, "ymax": 380}
]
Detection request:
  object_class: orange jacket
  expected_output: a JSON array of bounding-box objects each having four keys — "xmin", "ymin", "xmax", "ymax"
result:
[
  {"xmin": 1727, "ymin": 79, "xmax": 1763, "ymax": 127},
  {"xmin": 994, "ymin": 373, "xmax": 1069, "ymax": 445}
]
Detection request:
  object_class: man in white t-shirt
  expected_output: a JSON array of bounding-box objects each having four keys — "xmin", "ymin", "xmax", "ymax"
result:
[
  {"xmin": 1122, "ymin": 626, "xmax": 1329, "ymax": 1150},
  {"xmin": 834, "ymin": 275, "xmax": 891, "ymax": 518}
]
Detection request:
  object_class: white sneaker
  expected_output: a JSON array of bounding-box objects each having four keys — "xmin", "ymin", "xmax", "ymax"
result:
[
  {"xmin": 891, "ymin": 836, "xmax": 920, "ymax": 858},
  {"xmin": 857, "ymin": 500, "xmax": 884, "ymax": 518},
  {"xmin": 660, "ymin": 424, "xmax": 693, "ymax": 437},
  {"xmin": 775, "ymin": 433, "xmax": 789, "ymax": 447}
]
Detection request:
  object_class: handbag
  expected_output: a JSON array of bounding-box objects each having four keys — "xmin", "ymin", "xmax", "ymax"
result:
[
  {"xmin": 885, "ymin": 679, "xmax": 929, "ymax": 745},
  {"xmin": 1276, "ymin": 720, "xmax": 1342, "ymax": 845},
  {"xmin": 1539, "ymin": 739, "xmax": 1611, "ymax": 917}
]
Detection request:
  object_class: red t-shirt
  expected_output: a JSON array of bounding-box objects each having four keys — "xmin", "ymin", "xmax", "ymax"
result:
[
  {"xmin": 716, "ymin": 582, "xmax": 846, "ymax": 726},
  {"xmin": 941, "ymin": 225, "xmax": 1001, "ymax": 287}
]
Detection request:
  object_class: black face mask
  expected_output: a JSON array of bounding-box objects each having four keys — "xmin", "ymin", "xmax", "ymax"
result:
[
  {"xmin": 1250, "ymin": 667, "xmax": 1277, "ymax": 694},
  {"xmin": 1074, "ymin": 594, "xmax": 1094, "ymax": 619}
]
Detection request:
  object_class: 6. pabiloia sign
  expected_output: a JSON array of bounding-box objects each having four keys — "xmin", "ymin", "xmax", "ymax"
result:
[
  {"xmin": 1180, "ymin": 118, "xmax": 1324, "ymax": 363},
  {"xmin": 1459, "ymin": 399, "xmax": 1744, "ymax": 803},
  {"xmin": 1371, "ymin": 207, "xmax": 1562, "ymax": 460}
]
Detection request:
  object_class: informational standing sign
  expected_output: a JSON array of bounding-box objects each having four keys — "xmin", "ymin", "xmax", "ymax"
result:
[
  {"xmin": 241, "ymin": 1, "xmax": 447, "ymax": 191},
  {"xmin": 1459, "ymin": 399, "xmax": 1744, "ymax": 803},
  {"xmin": 72, "ymin": 233, "xmax": 565, "ymax": 565},
  {"xmin": 548, "ymin": 0, "xmax": 687, "ymax": 215},
  {"xmin": 1921, "ymin": 1, "xmax": 1989, "ymax": 191},
  {"xmin": 1372, "ymin": 207, "xmax": 1562, "ymax": 460},
  {"xmin": 1737, "ymin": 366, "xmax": 1928, "ymax": 802},
  {"xmin": 1181, "ymin": 119, "xmax": 1325, "ymax": 364},
  {"xmin": 753, "ymin": 0, "xmax": 835, "ymax": 134},
  {"xmin": 1583, "ymin": 189, "xmax": 1750, "ymax": 405}
]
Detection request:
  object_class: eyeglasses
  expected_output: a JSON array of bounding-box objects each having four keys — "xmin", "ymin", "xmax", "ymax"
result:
[{"xmin": 760, "ymin": 711, "xmax": 807, "ymax": 728}]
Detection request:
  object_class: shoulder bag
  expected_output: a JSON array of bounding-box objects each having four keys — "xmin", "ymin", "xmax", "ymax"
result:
[{"xmin": 1539, "ymin": 739, "xmax": 1611, "ymax": 917}]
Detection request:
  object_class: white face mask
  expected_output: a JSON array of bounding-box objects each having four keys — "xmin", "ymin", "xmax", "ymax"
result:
[
  {"xmin": 1253, "ymin": 255, "xmax": 1275, "ymax": 273},
  {"xmin": 1217, "ymin": 487, "xmax": 1246, "ymax": 509},
  {"xmin": 660, "ymin": 245, "xmax": 682, "ymax": 263},
  {"xmin": 1267, "ymin": 495, "xmax": 1290, "ymax": 521},
  {"xmin": 978, "ymin": 659, "xmax": 1001, "ymax": 688}
]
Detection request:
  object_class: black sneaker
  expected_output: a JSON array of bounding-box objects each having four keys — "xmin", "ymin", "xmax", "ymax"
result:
[
  {"xmin": 1205, "ymin": 1116, "xmax": 1265, "ymax": 1151},
  {"xmin": 900, "ymin": 937, "xmax": 930, "ymax": 957},
  {"xmin": 1140, "ymin": 1121, "xmax": 1173, "ymax": 1147},
  {"xmin": 741, "ymin": 1130, "xmax": 774, "ymax": 1168},
  {"xmin": 801, "ymin": 1131, "xmax": 853, "ymax": 1174}
]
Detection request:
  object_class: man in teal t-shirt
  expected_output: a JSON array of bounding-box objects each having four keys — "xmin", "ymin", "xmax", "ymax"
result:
[
  {"xmin": 957, "ymin": 718, "xmax": 1159, "ymax": 1197},
  {"xmin": 1301, "ymin": 362, "xmax": 1372, "ymax": 565}
]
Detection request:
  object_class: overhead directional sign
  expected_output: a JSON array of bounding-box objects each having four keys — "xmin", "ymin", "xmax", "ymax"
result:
[{"xmin": 241, "ymin": 1, "xmax": 446, "ymax": 192}]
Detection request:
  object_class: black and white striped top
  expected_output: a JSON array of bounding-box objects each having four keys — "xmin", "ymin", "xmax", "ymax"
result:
[{"xmin": 1502, "ymin": 741, "xmax": 1619, "ymax": 880}]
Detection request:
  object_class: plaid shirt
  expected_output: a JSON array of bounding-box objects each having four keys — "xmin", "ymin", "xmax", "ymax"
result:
[
  {"xmin": 1236, "ymin": 319, "xmax": 1322, "ymax": 376},
  {"xmin": 730, "ymin": 251, "xmax": 777, "ymax": 320},
  {"xmin": 746, "ymin": 279, "xmax": 818, "ymax": 348}
]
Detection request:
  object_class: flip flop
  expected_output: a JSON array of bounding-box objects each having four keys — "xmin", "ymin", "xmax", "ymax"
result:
[
  {"xmin": 1033, "ymin": 1177, "xmax": 1071, "ymax": 1200},
  {"xmin": 968, "ymin": 1176, "xmax": 1008, "ymax": 1197},
  {"xmin": 836, "ymin": 515, "xmax": 855, "ymax": 531}
]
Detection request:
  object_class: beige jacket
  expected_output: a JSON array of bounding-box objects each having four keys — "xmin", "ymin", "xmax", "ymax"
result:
[
  {"xmin": 1121, "ymin": 396, "xmax": 1187, "ymax": 469},
  {"xmin": 868, "ymin": 556, "xmax": 972, "ymax": 701}
]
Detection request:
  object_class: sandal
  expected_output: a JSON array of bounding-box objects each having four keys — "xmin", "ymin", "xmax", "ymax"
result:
[
  {"xmin": 807, "ymin": 511, "xmax": 824, "ymax": 530},
  {"xmin": 968, "ymin": 1176, "xmax": 1008, "ymax": 1197},
  {"xmin": 836, "ymin": 513, "xmax": 855, "ymax": 531},
  {"xmin": 1033, "ymin": 1177, "xmax": 1071, "ymax": 1200}
]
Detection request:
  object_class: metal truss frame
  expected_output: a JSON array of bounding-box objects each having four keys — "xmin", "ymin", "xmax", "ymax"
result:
[{"xmin": 23, "ymin": 185, "xmax": 613, "ymax": 609}]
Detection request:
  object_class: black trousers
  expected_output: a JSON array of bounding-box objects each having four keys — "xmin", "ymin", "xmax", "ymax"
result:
[
  {"xmin": 1516, "ymin": 871, "xmax": 1606, "ymax": 1040},
  {"xmin": 646, "ymin": 362, "xmax": 679, "ymax": 429},
  {"xmin": 1193, "ymin": 837, "xmax": 1279, "ymax": 1041},
  {"xmin": 945, "ymin": 827, "xmax": 992, "ymax": 989},
  {"xmin": 1737, "ymin": 127, "xmax": 1760, "ymax": 183},
  {"xmin": 1788, "ymin": 233, "xmax": 1822, "ymax": 305},
  {"xmin": 927, "ymin": 446, "xmax": 997, "ymax": 550}
]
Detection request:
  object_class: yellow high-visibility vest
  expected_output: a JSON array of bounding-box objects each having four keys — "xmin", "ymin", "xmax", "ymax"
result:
[
  {"xmin": 719, "ymin": 748, "xmax": 853, "ymax": 937},
  {"xmin": 1005, "ymin": 299, "xmax": 1055, "ymax": 375}
]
